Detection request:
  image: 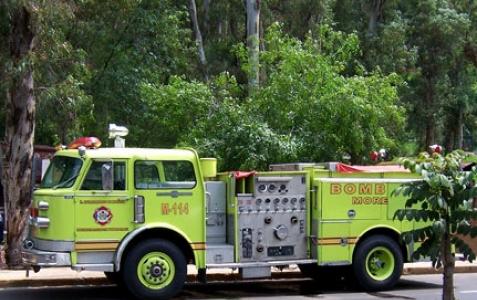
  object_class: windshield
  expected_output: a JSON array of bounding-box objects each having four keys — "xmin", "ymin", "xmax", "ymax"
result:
[{"xmin": 41, "ymin": 156, "xmax": 83, "ymax": 189}]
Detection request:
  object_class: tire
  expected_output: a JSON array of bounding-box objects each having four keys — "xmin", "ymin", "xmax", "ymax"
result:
[
  {"xmin": 353, "ymin": 235, "xmax": 403, "ymax": 291},
  {"xmin": 122, "ymin": 239, "xmax": 187, "ymax": 300}
]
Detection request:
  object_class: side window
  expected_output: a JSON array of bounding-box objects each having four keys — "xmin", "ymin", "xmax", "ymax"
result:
[
  {"xmin": 81, "ymin": 161, "xmax": 126, "ymax": 190},
  {"xmin": 162, "ymin": 161, "xmax": 196, "ymax": 189},
  {"xmin": 134, "ymin": 160, "xmax": 196, "ymax": 189},
  {"xmin": 135, "ymin": 161, "xmax": 160, "ymax": 189}
]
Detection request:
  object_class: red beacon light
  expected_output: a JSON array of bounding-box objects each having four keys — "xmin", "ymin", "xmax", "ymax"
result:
[
  {"xmin": 370, "ymin": 151, "xmax": 379, "ymax": 162},
  {"xmin": 429, "ymin": 144, "xmax": 443, "ymax": 154},
  {"xmin": 68, "ymin": 137, "xmax": 102, "ymax": 149}
]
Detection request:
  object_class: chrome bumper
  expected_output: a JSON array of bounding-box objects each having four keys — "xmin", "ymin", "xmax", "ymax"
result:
[{"xmin": 22, "ymin": 248, "xmax": 71, "ymax": 267}]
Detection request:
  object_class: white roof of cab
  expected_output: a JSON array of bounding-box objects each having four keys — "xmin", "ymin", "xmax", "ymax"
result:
[{"xmin": 55, "ymin": 148, "xmax": 198, "ymax": 161}]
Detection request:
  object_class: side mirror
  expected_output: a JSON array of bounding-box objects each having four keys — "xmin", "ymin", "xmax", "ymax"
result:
[{"xmin": 101, "ymin": 162, "xmax": 114, "ymax": 190}]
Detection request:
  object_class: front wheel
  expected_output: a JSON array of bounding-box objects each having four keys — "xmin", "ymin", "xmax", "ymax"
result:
[
  {"xmin": 122, "ymin": 239, "xmax": 187, "ymax": 300},
  {"xmin": 353, "ymin": 235, "xmax": 403, "ymax": 291}
]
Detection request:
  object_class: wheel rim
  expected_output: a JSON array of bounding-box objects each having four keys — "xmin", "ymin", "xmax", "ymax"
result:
[
  {"xmin": 365, "ymin": 246, "xmax": 395, "ymax": 281},
  {"xmin": 137, "ymin": 251, "xmax": 175, "ymax": 289}
]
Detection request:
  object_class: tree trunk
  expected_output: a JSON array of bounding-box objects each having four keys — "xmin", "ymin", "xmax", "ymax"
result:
[
  {"xmin": 3, "ymin": 5, "xmax": 36, "ymax": 267},
  {"xmin": 444, "ymin": 127, "xmax": 454, "ymax": 153},
  {"xmin": 464, "ymin": 43, "xmax": 477, "ymax": 68},
  {"xmin": 424, "ymin": 77, "xmax": 435, "ymax": 148},
  {"xmin": 442, "ymin": 228, "xmax": 455, "ymax": 300},
  {"xmin": 366, "ymin": 0, "xmax": 385, "ymax": 37},
  {"xmin": 259, "ymin": 13, "xmax": 267, "ymax": 84},
  {"xmin": 454, "ymin": 107, "xmax": 464, "ymax": 149},
  {"xmin": 246, "ymin": 0, "xmax": 260, "ymax": 91},
  {"xmin": 202, "ymin": 0, "xmax": 211, "ymax": 38},
  {"xmin": 188, "ymin": 0, "xmax": 208, "ymax": 81}
]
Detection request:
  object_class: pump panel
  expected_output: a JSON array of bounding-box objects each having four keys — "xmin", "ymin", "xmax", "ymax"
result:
[{"xmin": 237, "ymin": 175, "xmax": 307, "ymax": 262}]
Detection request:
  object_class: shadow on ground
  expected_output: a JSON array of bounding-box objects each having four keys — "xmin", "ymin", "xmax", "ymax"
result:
[{"xmin": 0, "ymin": 277, "xmax": 442, "ymax": 300}]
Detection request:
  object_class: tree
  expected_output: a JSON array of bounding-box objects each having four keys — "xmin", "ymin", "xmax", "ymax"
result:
[
  {"xmin": 333, "ymin": 0, "xmax": 477, "ymax": 152},
  {"xmin": 364, "ymin": 0, "xmax": 386, "ymax": 37},
  {"xmin": 33, "ymin": 1, "xmax": 93, "ymax": 145},
  {"xmin": 71, "ymin": 0, "xmax": 196, "ymax": 146},
  {"xmin": 251, "ymin": 24, "xmax": 406, "ymax": 163},
  {"xmin": 189, "ymin": 0, "xmax": 208, "ymax": 81},
  {"xmin": 2, "ymin": 1, "xmax": 36, "ymax": 267},
  {"xmin": 245, "ymin": 0, "xmax": 260, "ymax": 90},
  {"xmin": 139, "ymin": 76, "xmax": 213, "ymax": 148},
  {"xmin": 394, "ymin": 151, "xmax": 477, "ymax": 300}
]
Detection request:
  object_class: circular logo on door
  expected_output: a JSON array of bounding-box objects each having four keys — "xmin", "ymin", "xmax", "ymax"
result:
[{"xmin": 93, "ymin": 206, "xmax": 113, "ymax": 225}]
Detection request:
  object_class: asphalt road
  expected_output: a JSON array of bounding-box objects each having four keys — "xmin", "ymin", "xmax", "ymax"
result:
[{"xmin": 1, "ymin": 273, "xmax": 477, "ymax": 300}]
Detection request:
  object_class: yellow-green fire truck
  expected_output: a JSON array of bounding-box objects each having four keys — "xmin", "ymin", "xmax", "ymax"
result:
[{"xmin": 22, "ymin": 126, "xmax": 420, "ymax": 299}]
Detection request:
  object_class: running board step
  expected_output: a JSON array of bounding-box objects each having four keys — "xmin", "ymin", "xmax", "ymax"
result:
[{"xmin": 206, "ymin": 258, "xmax": 317, "ymax": 269}]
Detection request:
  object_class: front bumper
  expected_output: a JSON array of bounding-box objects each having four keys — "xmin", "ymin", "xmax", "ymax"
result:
[{"xmin": 22, "ymin": 248, "xmax": 71, "ymax": 267}]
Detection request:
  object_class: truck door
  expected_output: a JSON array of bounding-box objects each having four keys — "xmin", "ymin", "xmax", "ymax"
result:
[
  {"xmin": 74, "ymin": 160, "xmax": 133, "ymax": 256},
  {"xmin": 133, "ymin": 160, "xmax": 204, "ymax": 245}
]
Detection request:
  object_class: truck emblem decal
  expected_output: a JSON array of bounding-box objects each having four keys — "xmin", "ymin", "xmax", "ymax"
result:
[{"xmin": 93, "ymin": 206, "xmax": 113, "ymax": 225}]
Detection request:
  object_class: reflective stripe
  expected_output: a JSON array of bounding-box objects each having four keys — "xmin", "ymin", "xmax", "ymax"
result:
[
  {"xmin": 318, "ymin": 237, "xmax": 358, "ymax": 245},
  {"xmin": 190, "ymin": 242, "xmax": 206, "ymax": 250},
  {"xmin": 75, "ymin": 241, "xmax": 119, "ymax": 251}
]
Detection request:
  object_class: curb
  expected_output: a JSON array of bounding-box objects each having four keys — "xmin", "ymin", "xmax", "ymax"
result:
[
  {"xmin": 403, "ymin": 264, "xmax": 477, "ymax": 275},
  {"xmin": 0, "ymin": 277, "xmax": 109, "ymax": 288},
  {"xmin": 1, "ymin": 265, "xmax": 477, "ymax": 288}
]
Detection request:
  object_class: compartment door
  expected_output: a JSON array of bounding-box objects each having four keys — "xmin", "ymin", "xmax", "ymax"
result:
[{"xmin": 318, "ymin": 181, "xmax": 351, "ymax": 264}]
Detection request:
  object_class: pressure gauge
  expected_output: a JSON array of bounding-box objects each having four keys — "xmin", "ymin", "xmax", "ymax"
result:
[
  {"xmin": 268, "ymin": 184, "xmax": 277, "ymax": 193},
  {"xmin": 258, "ymin": 184, "xmax": 267, "ymax": 193}
]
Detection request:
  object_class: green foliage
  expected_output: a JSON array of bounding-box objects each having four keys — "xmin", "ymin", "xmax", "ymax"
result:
[
  {"xmin": 34, "ymin": 1, "xmax": 94, "ymax": 144},
  {"xmin": 394, "ymin": 151, "xmax": 477, "ymax": 266},
  {"xmin": 159, "ymin": 26, "xmax": 404, "ymax": 170},
  {"xmin": 3, "ymin": 0, "xmax": 477, "ymax": 164},
  {"xmin": 184, "ymin": 99, "xmax": 298, "ymax": 170},
  {"xmin": 69, "ymin": 0, "xmax": 196, "ymax": 145},
  {"xmin": 141, "ymin": 73, "xmax": 298, "ymax": 171},
  {"xmin": 251, "ymin": 24, "xmax": 405, "ymax": 163},
  {"xmin": 139, "ymin": 76, "xmax": 213, "ymax": 148}
]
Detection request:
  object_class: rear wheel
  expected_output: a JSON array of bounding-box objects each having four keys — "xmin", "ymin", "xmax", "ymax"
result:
[
  {"xmin": 353, "ymin": 235, "xmax": 403, "ymax": 291},
  {"xmin": 122, "ymin": 239, "xmax": 187, "ymax": 300}
]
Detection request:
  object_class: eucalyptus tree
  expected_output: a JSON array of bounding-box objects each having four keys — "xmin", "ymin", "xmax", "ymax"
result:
[
  {"xmin": 1, "ymin": 0, "xmax": 37, "ymax": 267},
  {"xmin": 245, "ymin": 0, "xmax": 261, "ymax": 90}
]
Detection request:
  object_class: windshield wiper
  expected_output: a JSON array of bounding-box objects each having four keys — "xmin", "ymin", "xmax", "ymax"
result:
[{"xmin": 52, "ymin": 175, "xmax": 79, "ymax": 189}]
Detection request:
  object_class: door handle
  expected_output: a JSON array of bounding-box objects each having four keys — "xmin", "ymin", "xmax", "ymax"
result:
[
  {"xmin": 205, "ymin": 192, "xmax": 211, "ymax": 214},
  {"xmin": 156, "ymin": 191, "xmax": 193, "ymax": 198}
]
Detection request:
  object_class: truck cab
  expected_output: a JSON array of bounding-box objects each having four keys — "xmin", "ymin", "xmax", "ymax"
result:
[{"xmin": 24, "ymin": 146, "xmax": 207, "ymax": 296}]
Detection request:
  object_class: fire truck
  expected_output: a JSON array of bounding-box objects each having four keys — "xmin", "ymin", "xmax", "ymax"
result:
[{"xmin": 22, "ymin": 125, "xmax": 420, "ymax": 299}]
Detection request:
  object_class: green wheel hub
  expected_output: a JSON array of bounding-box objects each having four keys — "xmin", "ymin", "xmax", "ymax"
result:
[
  {"xmin": 137, "ymin": 251, "xmax": 175, "ymax": 289},
  {"xmin": 365, "ymin": 246, "xmax": 395, "ymax": 281}
]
